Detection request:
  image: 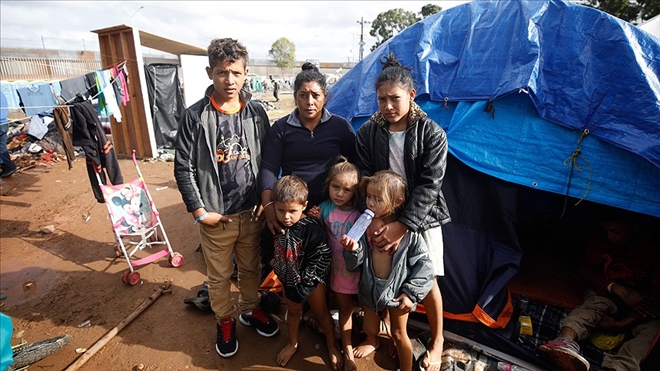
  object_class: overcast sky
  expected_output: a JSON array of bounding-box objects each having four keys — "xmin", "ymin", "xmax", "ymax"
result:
[{"xmin": 0, "ymin": 0, "xmax": 470, "ymax": 63}]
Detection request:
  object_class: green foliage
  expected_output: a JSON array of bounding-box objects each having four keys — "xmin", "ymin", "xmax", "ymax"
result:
[
  {"xmin": 268, "ymin": 38, "xmax": 296, "ymax": 68},
  {"xmin": 580, "ymin": 0, "xmax": 660, "ymax": 24},
  {"xmin": 369, "ymin": 8, "xmax": 419, "ymax": 51},
  {"xmin": 420, "ymin": 4, "xmax": 443, "ymax": 19},
  {"xmin": 369, "ymin": 4, "xmax": 443, "ymax": 52}
]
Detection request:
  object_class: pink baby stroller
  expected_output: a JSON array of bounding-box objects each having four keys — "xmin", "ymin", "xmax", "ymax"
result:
[{"xmin": 97, "ymin": 150, "xmax": 183, "ymax": 285}]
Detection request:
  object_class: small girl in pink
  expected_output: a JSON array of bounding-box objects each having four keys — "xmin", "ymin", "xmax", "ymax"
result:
[{"xmin": 308, "ymin": 156, "xmax": 361, "ymax": 371}]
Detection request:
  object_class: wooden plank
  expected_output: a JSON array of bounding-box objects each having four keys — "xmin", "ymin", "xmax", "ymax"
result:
[{"xmin": 94, "ymin": 26, "xmax": 153, "ymax": 158}]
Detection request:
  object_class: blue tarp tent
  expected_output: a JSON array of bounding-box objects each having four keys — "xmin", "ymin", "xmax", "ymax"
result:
[{"xmin": 326, "ymin": 0, "xmax": 660, "ymax": 366}]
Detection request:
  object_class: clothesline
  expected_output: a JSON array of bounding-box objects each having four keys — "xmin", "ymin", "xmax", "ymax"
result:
[
  {"xmin": 0, "ymin": 58, "xmax": 128, "ymax": 77},
  {"xmin": 5, "ymin": 60, "xmax": 129, "ymax": 124}
]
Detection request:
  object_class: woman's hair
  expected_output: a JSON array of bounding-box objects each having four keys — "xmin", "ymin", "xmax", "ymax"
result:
[
  {"xmin": 360, "ymin": 170, "xmax": 406, "ymax": 216},
  {"xmin": 207, "ymin": 38, "xmax": 249, "ymax": 69},
  {"xmin": 323, "ymin": 156, "xmax": 360, "ymax": 208},
  {"xmin": 301, "ymin": 62, "xmax": 320, "ymax": 73},
  {"xmin": 375, "ymin": 52, "xmax": 415, "ymax": 92},
  {"xmin": 294, "ymin": 64, "xmax": 328, "ymax": 96},
  {"xmin": 272, "ymin": 175, "xmax": 308, "ymax": 205}
]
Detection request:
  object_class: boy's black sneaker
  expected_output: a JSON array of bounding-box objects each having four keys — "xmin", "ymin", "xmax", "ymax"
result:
[
  {"xmin": 239, "ymin": 306, "xmax": 279, "ymax": 337},
  {"xmin": 216, "ymin": 317, "xmax": 238, "ymax": 357}
]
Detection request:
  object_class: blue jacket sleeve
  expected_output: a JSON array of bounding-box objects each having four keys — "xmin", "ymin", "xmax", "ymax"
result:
[{"xmin": 259, "ymin": 118, "xmax": 285, "ymax": 193}]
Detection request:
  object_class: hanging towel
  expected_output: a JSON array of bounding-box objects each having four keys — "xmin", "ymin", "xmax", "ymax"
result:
[{"xmin": 94, "ymin": 71, "xmax": 108, "ymax": 117}]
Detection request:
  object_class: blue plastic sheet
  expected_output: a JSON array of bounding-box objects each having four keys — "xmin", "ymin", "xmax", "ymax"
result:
[{"xmin": 327, "ymin": 0, "xmax": 660, "ymax": 217}]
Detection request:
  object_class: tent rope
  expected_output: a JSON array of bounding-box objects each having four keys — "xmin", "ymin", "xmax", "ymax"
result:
[{"xmin": 561, "ymin": 129, "xmax": 593, "ymax": 217}]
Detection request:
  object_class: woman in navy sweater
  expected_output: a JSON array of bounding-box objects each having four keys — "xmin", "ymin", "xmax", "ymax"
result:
[
  {"xmin": 258, "ymin": 65, "xmax": 356, "ymax": 235},
  {"xmin": 257, "ymin": 64, "xmax": 356, "ymax": 283}
]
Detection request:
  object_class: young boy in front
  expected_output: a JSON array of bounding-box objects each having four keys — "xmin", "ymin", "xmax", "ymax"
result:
[
  {"xmin": 173, "ymin": 38, "xmax": 277, "ymax": 358},
  {"xmin": 269, "ymin": 175, "xmax": 344, "ymax": 370}
]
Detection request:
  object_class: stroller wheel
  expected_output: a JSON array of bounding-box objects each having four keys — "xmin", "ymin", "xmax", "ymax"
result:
[
  {"xmin": 128, "ymin": 272, "xmax": 141, "ymax": 286},
  {"xmin": 122, "ymin": 271, "xmax": 131, "ymax": 285},
  {"xmin": 169, "ymin": 252, "xmax": 184, "ymax": 267}
]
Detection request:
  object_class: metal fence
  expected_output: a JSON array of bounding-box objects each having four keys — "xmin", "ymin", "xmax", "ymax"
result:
[{"xmin": 0, "ymin": 57, "xmax": 102, "ymax": 81}]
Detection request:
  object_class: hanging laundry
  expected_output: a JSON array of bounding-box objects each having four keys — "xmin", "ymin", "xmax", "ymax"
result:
[
  {"xmin": 16, "ymin": 83, "xmax": 57, "ymax": 116},
  {"xmin": 59, "ymin": 76, "xmax": 89, "ymax": 102},
  {"xmin": 27, "ymin": 115, "xmax": 49, "ymax": 140},
  {"xmin": 70, "ymin": 98, "xmax": 123, "ymax": 203},
  {"xmin": 84, "ymin": 72, "xmax": 98, "ymax": 97},
  {"xmin": 94, "ymin": 71, "xmax": 108, "ymax": 117},
  {"xmin": 51, "ymin": 82, "xmax": 62, "ymax": 100},
  {"xmin": 120, "ymin": 64, "xmax": 130, "ymax": 106},
  {"xmin": 0, "ymin": 81, "xmax": 21, "ymax": 109},
  {"xmin": 99, "ymin": 69, "xmax": 122, "ymax": 122},
  {"xmin": 111, "ymin": 65, "xmax": 129, "ymax": 108},
  {"xmin": 53, "ymin": 105, "xmax": 76, "ymax": 170}
]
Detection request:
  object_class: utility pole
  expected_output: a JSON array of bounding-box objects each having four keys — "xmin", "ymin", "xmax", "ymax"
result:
[{"xmin": 357, "ymin": 17, "xmax": 371, "ymax": 62}]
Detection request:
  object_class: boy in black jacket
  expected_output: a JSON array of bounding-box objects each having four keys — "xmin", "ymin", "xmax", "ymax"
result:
[{"xmin": 269, "ymin": 175, "xmax": 343, "ymax": 370}]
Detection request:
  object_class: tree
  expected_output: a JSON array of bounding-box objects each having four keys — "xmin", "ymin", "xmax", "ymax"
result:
[
  {"xmin": 268, "ymin": 38, "xmax": 296, "ymax": 70},
  {"xmin": 369, "ymin": 4, "xmax": 443, "ymax": 52},
  {"xmin": 369, "ymin": 8, "xmax": 418, "ymax": 51},
  {"xmin": 580, "ymin": 0, "xmax": 660, "ymax": 24},
  {"xmin": 420, "ymin": 4, "xmax": 443, "ymax": 19}
]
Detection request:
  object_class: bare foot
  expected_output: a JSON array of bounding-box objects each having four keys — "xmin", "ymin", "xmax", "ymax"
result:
[
  {"xmin": 421, "ymin": 347, "xmax": 442, "ymax": 371},
  {"xmin": 276, "ymin": 343, "xmax": 298, "ymax": 367},
  {"xmin": 353, "ymin": 338, "xmax": 379, "ymax": 358},
  {"xmin": 328, "ymin": 344, "xmax": 344, "ymax": 370},
  {"xmin": 343, "ymin": 356, "xmax": 357, "ymax": 371}
]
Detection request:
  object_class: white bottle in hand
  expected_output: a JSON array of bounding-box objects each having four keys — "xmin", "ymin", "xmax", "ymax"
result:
[{"xmin": 345, "ymin": 209, "xmax": 375, "ymax": 241}]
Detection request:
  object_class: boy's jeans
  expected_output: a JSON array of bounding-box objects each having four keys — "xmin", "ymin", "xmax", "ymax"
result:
[{"xmin": 0, "ymin": 123, "xmax": 16, "ymax": 171}]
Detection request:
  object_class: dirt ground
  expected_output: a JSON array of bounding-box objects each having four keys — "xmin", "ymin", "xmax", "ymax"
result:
[{"xmin": 0, "ymin": 91, "xmax": 406, "ymax": 371}]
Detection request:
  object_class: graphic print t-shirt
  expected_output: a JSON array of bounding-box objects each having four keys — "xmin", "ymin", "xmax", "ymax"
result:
[
  {"xmin": 319, "ymin": 199, "xmax": 360, "ymax": 294},
  {"xmin": 214, "ymin": 102, "xmax": 257, "ymax": 214}
]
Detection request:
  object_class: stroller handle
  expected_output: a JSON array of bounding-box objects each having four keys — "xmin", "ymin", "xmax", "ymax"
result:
[{"xmin": 132, "ymin": 149, "xmax": 145, "ymax": 180}]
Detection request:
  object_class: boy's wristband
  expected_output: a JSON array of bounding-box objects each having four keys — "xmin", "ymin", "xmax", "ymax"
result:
[
  {"xmin": 264, "ymin": 201, "xmax": 274, "ymax": 209},
  {"xmin": 195, "ymin": 211, "xmax": 208, "ymax": 224}
]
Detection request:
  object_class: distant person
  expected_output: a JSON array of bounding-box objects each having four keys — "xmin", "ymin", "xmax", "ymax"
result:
[
  {"xmin": 0, "ymin": 92, "xmax": 18, "ymax": 179},
  {"xmin": 272, "ymin": 78, "xmax": 280, "ymax": 102},
  {"xmin": 257, "ymin": 63, "xmax": 356, "ymax": 281},
  {"xmin": 341, "ymin": 170, "xmax": 433, "ymax": 371},
  {"xmin": 539, "ymin": 212, "xmax": 660, "ymax": 371},
  {"xmin": 268, "ymin": 175, "xmax": 343, "ymax": 370},
  {"xmin": 173, "ymin": 37, "xmax": 277, "ymax": 359}
]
